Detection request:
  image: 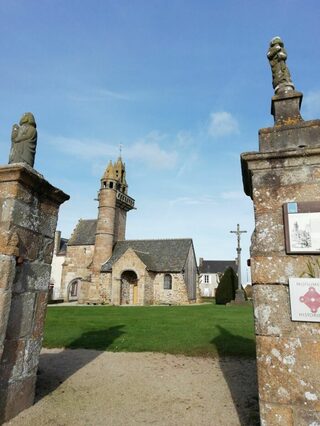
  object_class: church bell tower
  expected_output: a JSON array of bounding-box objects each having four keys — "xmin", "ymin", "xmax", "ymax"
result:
[{"xmin": 92, "ymin": 157, "xmax": 135, "ymax": 273}]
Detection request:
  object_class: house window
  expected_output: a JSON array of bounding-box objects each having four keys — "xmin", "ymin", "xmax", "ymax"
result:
[
  {"xmin": 164, "ymin": 274, "xmax": 172, "ymax": 290},
  {"xmin": 204, "ymin": 275, "xmax": 209, "ymax": 284}
]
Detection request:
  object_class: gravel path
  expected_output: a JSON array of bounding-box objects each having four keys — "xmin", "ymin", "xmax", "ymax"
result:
[{"xmin": 5, "ymin": 349, "xmax": 259, "ymax": 426}]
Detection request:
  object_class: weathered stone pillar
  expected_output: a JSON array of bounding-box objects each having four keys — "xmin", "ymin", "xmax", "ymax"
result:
[
  {"xmin": 0, "ymin": 164, "xmax": 69, "ymax": 422},
  {"xmin": 242, "ymin": 88, "xmax": 320, "ymax": 424}
]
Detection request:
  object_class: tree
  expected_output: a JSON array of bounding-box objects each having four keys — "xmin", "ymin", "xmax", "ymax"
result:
[{"xmin": 215, "ymin": 267, "xmax": 237, "ymax": 305}]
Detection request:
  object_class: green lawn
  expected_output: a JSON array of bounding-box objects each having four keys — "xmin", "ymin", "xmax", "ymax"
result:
[{"xmin": 43, "ymin": 304, "xmax": 255, "ymax": 358}]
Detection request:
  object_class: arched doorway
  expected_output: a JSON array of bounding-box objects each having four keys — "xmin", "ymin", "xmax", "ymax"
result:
[
  {"xmin": 120, "ymin": 270, "xmax": 138, "ymax": 305},
  {"xmin": 67, "ymin": 278, "xmax": 81, "ymax": 302}
]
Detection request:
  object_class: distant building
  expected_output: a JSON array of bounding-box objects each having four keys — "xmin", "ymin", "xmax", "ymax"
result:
[
  {"xmin": 198, "ymin": 258, "xmax": 237, "ymax": 297},
  {"xmin": 57, "ymin": 157, "xmax": 198, "ymax": 305}
]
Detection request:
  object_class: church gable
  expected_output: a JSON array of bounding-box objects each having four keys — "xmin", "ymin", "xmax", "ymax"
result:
[
  {"xmin": 112, "ymin": 247, "xmax": 148, "ymax": 274},
  {"xmin": 68, "ymin": 219, "xmax": 97, "ymax": 246}
]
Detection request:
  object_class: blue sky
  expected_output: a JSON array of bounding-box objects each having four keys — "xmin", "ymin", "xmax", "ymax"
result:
[{"xmin": 1, "ymin": 0, "xmax": 320, "ymax": 283}]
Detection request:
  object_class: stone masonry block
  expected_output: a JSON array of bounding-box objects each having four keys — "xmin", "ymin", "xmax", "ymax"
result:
[
  {"xmin": 0, "ymin": 228, "xmax": 19, "ymax": 257},
  {"xmin": 253, "ymin": 285, "xmax": 320, "ymax": 337},
  {"xmin": 42, "ymin": 237, "xmax": 55, "ymax": 264},
  {"xmin": 10, "ymin": 199, "xmax": 40, "ymax": 232},
  {"xmin": 0, "ymin": 254, "xmax": 15, "ymax": 290},
  {"xmin": 10, "ymin": 227, "xmax": 42, "ymax": 261},
  {"xmin": 0, "ymin": 336, "xmax": 43, "ymax": 383},
  {"xmin": 0, "ymin": 289, "xmax": 12, "ymax": 345},
  {"xmin": 251, "ymin": 165, "xmax": 320, "ymax": 191},
  {"xmin": 252, "ymin": 182, "xmax": 320, "ymax": 215},
  {"xmin": 0, "ymin": 198, "xmax": 15, "ymax": 222},
  {"xmin": 251, "ymin": 210, "xmax": 285, "ymax": 255},
  {"xmin": 0, "ymin": 374, "xmax": 36, "ymax": 423},
  {"xmin": 0, "ymin": 181, "xmax": 33, "ymax": 204},
  {"xmin": 5, "ymin": 292, "xmax": 36, "ymax": 339},
  {"xmin": 13, "ymin": 261, "xmax": 51, "ymax": 293},
  {"xmin": 38, "ymin": 210, "xmax": 58, "ymax": 238},
  {"xmin": 259, "ymin": 402, "xmax": 293, "ymax": 426},
  {"xmin": 23, "ymin": 337, "xmax": 43, "ymax": 375},
  {"xmin": 293, "ymin": 406, "xmax": 320, "ymax": 426},
  {"xmin": 251, "ymin": 255, "xmax": 317, "ymax": 285},
  {"xmin": 0, "ymin": 339, "xmax": 26, "ymax": 383},
  {"xmin": 256, "ymin": 336, "xmax": 320, "ymax": 410},
  {"xmin": 32, "ymin": 291, "xmax": 48, "ymax": 339},
  {"xmin": 40, "ymin": 200, "xmax": 59, "ymax": 216}
]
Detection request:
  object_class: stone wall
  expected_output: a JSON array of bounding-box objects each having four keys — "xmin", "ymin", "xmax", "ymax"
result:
[
  {"xmin": 60, "ymin": 244, "xmax": 94, "ymax": 301},
  {"xmin": 153, "ymin": 273, "xmax": 189, "ymax": 305},
  {"xmin": 0, "ymin": 164, "xmax": 68, "ymax": 422},
  {"xmin": 99, "ymin": 272, "xmax": 112, "ymax": 303}
]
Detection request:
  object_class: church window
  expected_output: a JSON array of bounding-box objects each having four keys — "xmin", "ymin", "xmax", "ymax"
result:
[
  {"xmin": 70, "ymin": 280, "xmax": 78, "ymax": 297},
  {"xmin": 204, "ymin": 275, "xmax": 209, "ymax": 284},
  {"xmin": 109, "ymin": 182, "xmax": 113, "ymax": 189},
  {"xmin": 164, "ymin": 274, "xmax": 172, "ymax": 290}
]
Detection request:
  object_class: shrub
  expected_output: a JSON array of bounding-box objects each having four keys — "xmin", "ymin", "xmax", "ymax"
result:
[{"xmin": 215, "ymin": 267, "xmax": 237, "ymax": 305}]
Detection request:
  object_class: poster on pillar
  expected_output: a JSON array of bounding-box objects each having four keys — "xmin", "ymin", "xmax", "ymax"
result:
[
  {"xmin": 283, "ymin": 202, "xmax": 320, "ymax": 254},
  {"xmin": 289, "ymin": 277, "xmax": 320, "ymax": 322}
]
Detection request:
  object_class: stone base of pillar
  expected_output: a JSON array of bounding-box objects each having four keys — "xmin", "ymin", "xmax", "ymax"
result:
[{"xmin": 234, "ymin": 288, "xmax": 247, "ymax": 303}]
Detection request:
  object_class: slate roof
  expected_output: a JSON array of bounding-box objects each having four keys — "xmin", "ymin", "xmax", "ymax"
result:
[
  {"xmin": 68, "ymin": 219, "xmax": 97, "ymax": 246},
  {"xmin": 101, "ymin": 239, "xmax": 193, "ymax": 273},
  {"xmin": 199, "ymin": 260, "xmax": 236, "ymax": 274}
]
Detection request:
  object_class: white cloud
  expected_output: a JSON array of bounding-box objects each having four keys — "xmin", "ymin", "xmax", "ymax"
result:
[
  {"xmin": 68, "ymin": 88, "xmax": 133, "ymax": 102},
  {"xmin": 46, "ymin": 135, "xmax": 117, "ymax": 160},
  {"xmin": 169, "ymin": 196, "xmax": 217, "ymax": 206},
  {"xmin": 221, "ymin": 191, "xmax": 245, "ymax": 200},
  {"xmin": 175, "ymin": 130, "xmax": 194, "ymax": 148},
  {"xmin": 303, "ymin": 90, "xmax": 320, "ymax": 119},
  {"xmin": 47, "ymin": 132, "xmax": 177, "ymax": 170},
  {"xmin": 208, "ymin": 111, "xmax": 239, "ymax": 138}
]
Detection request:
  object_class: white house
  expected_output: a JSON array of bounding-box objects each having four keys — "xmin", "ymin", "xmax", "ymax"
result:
[
  {"xmin": 49, "ymin": 231, "xmax": 68, "ymax": 301},
  {"xmin": 198, "ymin": 258, "xmax": 237, "ymax": 297}
]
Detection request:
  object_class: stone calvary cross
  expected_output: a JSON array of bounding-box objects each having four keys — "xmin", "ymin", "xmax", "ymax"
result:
[{"xmin": 230, "ymin": 224, "xmax": 247, "ymax": 293}]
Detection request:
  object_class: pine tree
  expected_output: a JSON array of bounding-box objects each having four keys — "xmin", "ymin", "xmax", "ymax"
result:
[{"xmin": 215, "ymin": 267, "xmax": 237, "ymax": 305}]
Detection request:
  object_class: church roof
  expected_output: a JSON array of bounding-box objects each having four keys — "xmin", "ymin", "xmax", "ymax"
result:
[
  {"xmin": 68, "ymin": 219, "xmax": 97, "ymax": 246},
  {"xmin": 199, "ymin": 260, "xmax": 237, "ymax": 274},
  {"xmin": 101, "ymin": 239, "xmax": 193, "ymax": 273}
]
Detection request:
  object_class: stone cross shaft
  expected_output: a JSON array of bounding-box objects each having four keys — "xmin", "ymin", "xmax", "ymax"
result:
[{"xmin": 230, "ymin": 224, "xmax": 247, "ymax": 289}]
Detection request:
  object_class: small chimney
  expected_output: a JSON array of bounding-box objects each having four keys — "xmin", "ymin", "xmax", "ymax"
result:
[
  {"xmin": 54, "ymin": 231, "xmax": 61, "ymax": 255},
  {"xmin": 199, "ymin": 257, "xmax": 204, "ymax": 268}
]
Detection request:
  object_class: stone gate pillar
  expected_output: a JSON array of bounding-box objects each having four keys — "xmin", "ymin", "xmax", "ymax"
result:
[
  {"xmin": 0, "ymin": 164, "xmax": 69, "ymax": 422},
  {"xmin": 242, "ymin": 79, "xmax": 320, "ymax": 424}
]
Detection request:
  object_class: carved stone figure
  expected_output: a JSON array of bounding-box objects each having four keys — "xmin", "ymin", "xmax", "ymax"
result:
[
  {"xmin": 267, "ymin": 37, "xmax": 294, "ymax": 94},
  {"xmin": 9, "ymin": 112, "xmax": 37, "ymax": 167}
]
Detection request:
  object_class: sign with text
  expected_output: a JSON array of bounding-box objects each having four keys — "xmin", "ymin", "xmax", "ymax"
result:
[{"xmin": 289, "ymin": 277, "xmax": 320, "ymax": 322}]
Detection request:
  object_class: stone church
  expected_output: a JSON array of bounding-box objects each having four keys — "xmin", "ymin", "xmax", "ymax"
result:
[{"xmin": 60, "ymin": 158, "xmax": 198, "ymax": 305}]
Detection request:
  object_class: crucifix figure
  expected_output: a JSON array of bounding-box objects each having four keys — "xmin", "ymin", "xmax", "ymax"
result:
[{"xmin": 230, "ymin": 224, "xmax": 247, "ymax": 291}]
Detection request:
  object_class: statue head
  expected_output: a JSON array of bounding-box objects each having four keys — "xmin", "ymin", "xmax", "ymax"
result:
[
  {"xmin": 269, "ymin": 36, "xmax": 284, "ymax": 48},
  {"xmin": 19, "ymin": 112, "xmax": 36, "ymax": 128}
]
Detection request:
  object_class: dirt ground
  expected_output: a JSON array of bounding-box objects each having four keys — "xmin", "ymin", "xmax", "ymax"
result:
[{"xmin": 5, "ymin": 349, "xmax": 260, "ymax": 426}]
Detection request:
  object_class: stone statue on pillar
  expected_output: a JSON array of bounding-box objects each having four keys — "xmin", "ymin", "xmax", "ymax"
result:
[
  {"xmin": 9, "ymin": 112, "xmax": 37, "ymax": 168},
  {"xmin": 267, "ymin": 36, "xmax": 295, "ymax": 95}
]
